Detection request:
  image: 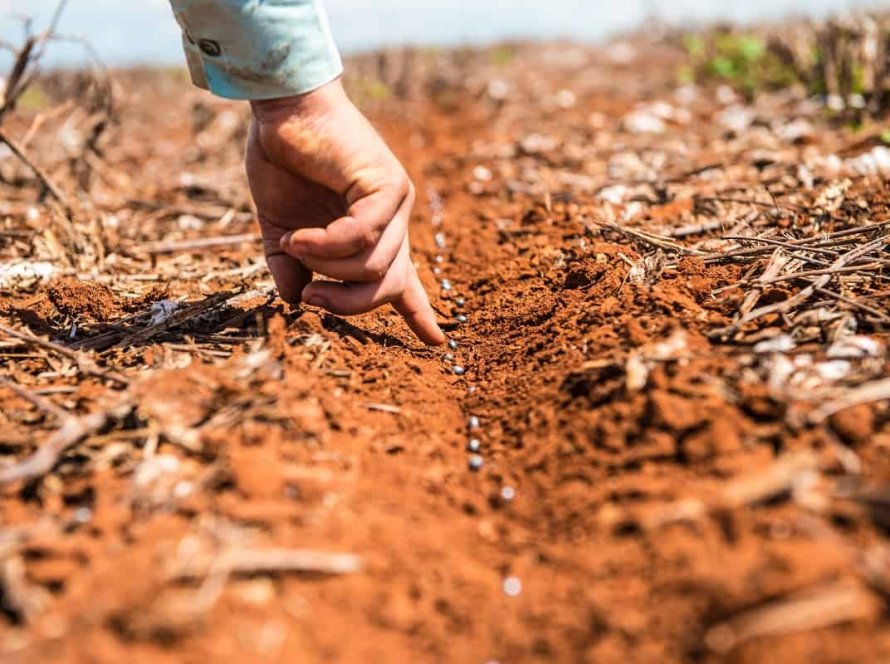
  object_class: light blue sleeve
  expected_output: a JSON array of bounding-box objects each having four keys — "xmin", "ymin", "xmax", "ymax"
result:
[{"xmin": 167, "ymin": 0, "xmax": 343, "ymax": 100}]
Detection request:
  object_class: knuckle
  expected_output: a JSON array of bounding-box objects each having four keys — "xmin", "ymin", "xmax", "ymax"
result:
[{"xmin": 363, "ymin": 257, "xmax": 390, "ymax": 282}]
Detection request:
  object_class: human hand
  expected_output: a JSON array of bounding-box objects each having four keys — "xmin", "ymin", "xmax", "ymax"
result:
[{"xmin": 246, "ymin": 79, "xmax": 445, "ymax": 346}]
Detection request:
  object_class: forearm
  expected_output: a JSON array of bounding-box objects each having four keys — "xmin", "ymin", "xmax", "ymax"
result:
[{"xmin": 168, "ymin": 0, "xmax": 342, "ymax": 100}]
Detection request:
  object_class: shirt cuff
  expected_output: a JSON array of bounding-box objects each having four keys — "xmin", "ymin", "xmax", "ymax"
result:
[{"xmin": 169, "ymin": 0, "xmax": 343, "ymax": 100}]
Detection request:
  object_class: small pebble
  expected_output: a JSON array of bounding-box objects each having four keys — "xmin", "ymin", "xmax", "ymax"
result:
[
  {"xmin": 500, "ymin": 486, "xmax": 516, "ymax": 502},
  {"xmin": 434, "ymin": 232, "xmax": 447, "ymax": 248},
  {"xmin": 468, "ymin": 454, "xmax": 484, "ymax": 471},
  {"xmin": 467, "ymin": 438, "xmax": 482, "ymax": 452},
  {"xmin": 441, "ymin": 279, "xmax": 453, "ymax": 291},
  {"xmin": 448, "ymin": 339, "xmax": 459, "ymax": 350},
  {"xmin": 468, "ymin": 415, "xmax": 481, "ymax": 429},
  {"xmin": 503, "ymin": 577, "xmax": 522, "ymax": 597},
  {"xmin": 455, "ymin": 297, "xmax": 466, "ymax": 308},
  {"xmin": 456, "ymin": 314, "xmax": 468, "ymax": 324},
  {"xmin": 452, "ymin": 365, "xmax": 466, "ymax": 376}
]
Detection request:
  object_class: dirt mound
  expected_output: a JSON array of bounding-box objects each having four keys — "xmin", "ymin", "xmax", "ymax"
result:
[{"xmin": 46, "ymin": 279, "xmax": 120, "ymax": 322}]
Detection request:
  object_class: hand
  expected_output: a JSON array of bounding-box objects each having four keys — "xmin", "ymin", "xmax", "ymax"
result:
[{"xmin": 245, "ymin": 79, "xmax": 445, "ymax": 346}]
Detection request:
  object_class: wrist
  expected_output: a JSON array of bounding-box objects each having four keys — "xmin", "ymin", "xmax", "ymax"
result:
[{"xmin": 250, "ymin": 77, "xmax": 348, "ymax": 125}]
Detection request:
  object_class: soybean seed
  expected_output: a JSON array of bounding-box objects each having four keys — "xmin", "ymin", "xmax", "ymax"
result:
[
  {"xmin": 452, "ymin": 365, "xmax": 466, "ymax": 376},
  {"xmin": 468, "ymin": 415, "xmax": 480, "ymax": 429},
  {"xmin": 433, "ymin": 267, "xmax": 442, "ymax": 276},
  {"xmin": 467, "ymin": 438, "xmax": 481, "ymax": 452},
  {"xmin": 455, "ymin": 297, "xmax": 466, "ymax": 308},
  {"xmin": 456, "ymin": 314, "xmax": 468, "ymax": 324},
  {"xmin": 500, "ymin": 486, "xmax": 516, "ymax": 502},
  {"xmin": 444, "ymin": 352, "xmax": 455, "ymax": 362},
  {"xmin": 468, "ymin": 454, "xmax": 484, "ymax": 471},
  {"xmin": 441, "ymin": 279, "xmax": 452, "ymax": 291},
  {"xmin": 434, "ymin": 232, "xmax": 447, "ymax": 248},
  {"xmin": 74, "ymin": 507, "xmax": 93, "ymax": 524},
  {"xmin": 435, "ymin": 255, "xmax": 445, "ymax": 264},
  {"xmin": 448, "ymin": 339, "xmax": 459, "ymax": 350},
  {"xmin": 503, "ymin": 577, "xmax": 522, "ymax": 597}
]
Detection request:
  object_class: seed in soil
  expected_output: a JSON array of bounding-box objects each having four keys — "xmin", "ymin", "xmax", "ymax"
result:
[
  {"xmin": 448, "ymin": 339, "xmax": 459, "ymax": 350},
  {"xmin": 468, "ymin": 454, "xmax": 484, "ymax": 471},
  {"xmin": 441, "ymin": 279, "xmax": 453, "ymax": 291},
  {"xmin": 435, "ymin": 255, "xmax": 445, "ymax": 264},
  {"xmin": 433, "ymin": 267, "xmax": 442, "ymax": 276},
  {"xmin": 434, "ymin": 232, "xmax": 447, "ymax": 248},
  {"xmin": 444, "ymin": 352, "xmax": 455, "ymax": 362},
  {"xmin": 456, "ymin": 314, "xmax": 468, "ymax": 324},
  {"xmin": 74, "ymin": 507, "xmax": 93, "ymax": 523},
  {"xmin": 503, "ymin": 577, "xmax": 522, "ymax": 597},
  {"xmin": 467, "ymin": 438, "xmax": 481, "ymax": 452},
  {"xmin": 455, "ymin": 297, "xmax": 466, "ymax": 308},
  {"xmin": 452, "ymin": 365, "xmax": 466, "ymax": 376},
  {"xmin": 468, "ymin": 415, "xmax": 481, "ymax": 429},
  {"xmin": 500, "ymin": 486, "xmax": 516, "ymax": 502}
]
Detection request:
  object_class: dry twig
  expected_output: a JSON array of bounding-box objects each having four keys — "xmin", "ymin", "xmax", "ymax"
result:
[{"xmin": 171, "ymin": 548, "xmax": 364, "ymax": 580}]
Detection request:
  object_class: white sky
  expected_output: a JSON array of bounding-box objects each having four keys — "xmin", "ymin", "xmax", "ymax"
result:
[{"xmin": 0, "ymin": 0, "xmax": 885, "ymax": 67}]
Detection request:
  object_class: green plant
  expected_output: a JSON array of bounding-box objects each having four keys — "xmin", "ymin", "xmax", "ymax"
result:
[{"xmin": 491, "ymin": 45, "xmax": 515, "ymax": 68}]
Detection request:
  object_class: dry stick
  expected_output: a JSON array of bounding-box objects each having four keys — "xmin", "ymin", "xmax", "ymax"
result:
[
  {"xmin": 644, "ymin": 450, "xmax": 819, "ymax": 530},
  {"xmin": 364, "ymin": 403, "xmax": 402, "ymax": 414},
  {"xmin": 762, "ymin": 262, "xmax": 886, "ymax": 285},
  {"xmin": 0, "ymin": 323, "xmax": 128, "ymax": 386},
  {"xmin": 0, "ymin": 377, "xmax": 68, "ymax": 421},
  {"xmin": 0, "ymin": 409, "xmax": 108, "ymax": 486},
  {"xmin": 1, "ymin": 1, "xmax": 70, "ymax": 117},
  {"xmin": 715, "ymin": 236, "xmax": 888, "ymax": 337},
  {"xmin": 0, "ymin": 127, "xmax": 72, "ymax": 214},
  {"xmin": 722, "ymin": 235, "xmax": 844, "ymax": 257},
  {"xmin": 116, "ymin": 288, "xmax": 244, "ymax": 348},
  {"xmin": 698, "ymin": 221, "xmax": 890, "ymax": 265},
  {"xmin": 132, "ymin": 233, "xmax": 260, "ymax": 255},
  {"xmin": 737, "ymin": 249, "xmax": 794, "ymax": 319},
  {"xmin": 594, "ymin": 220, "xmax": 701, "ymax": 254},
  {"xmin": 661, "ymin": 219, "xmax": 724, "ymax": 238},
  {"xmin": 0, "ymin": 37, "xmax": 35, "ymax": 120},
  {"xmin": 696, "ymin": 195, "xmax": 805, "ymax": 211},
  {"xmin": 704, "ymin": 582, "xmax": 879, "ymax": 655},
  {"xmin": 171, "ymin": 548, "xmax": 364, "ymax": 581},
  {"xmin": 809, "ymin": 377, "xmax": 890, "ymax": 424},
  {"xmin": 813, "ymin": 286, "xmax": 890, "ymax": 323},
  {"xmin": 125, "ymin": 198, "xmax": 252, "ymax": 222}
]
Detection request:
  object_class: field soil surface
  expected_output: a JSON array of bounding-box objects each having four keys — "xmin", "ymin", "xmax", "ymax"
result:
[{"xmin": 1, "ymin": 33, "xmax": 890, "ymax": 663}]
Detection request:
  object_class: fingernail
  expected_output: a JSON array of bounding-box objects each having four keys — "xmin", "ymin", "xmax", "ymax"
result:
[
  {"xmin": 304, "ymin": 294, "xmax": 327, "ymax": 308},
  {"xmin": 279, "ymin": 232, "xmax": 293, "ymax": 251}
]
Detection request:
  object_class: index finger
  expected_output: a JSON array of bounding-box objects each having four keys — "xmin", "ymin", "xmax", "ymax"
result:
[{"xmin": 392, "ymin": 268, "xmax": 446, "ymax": 346}]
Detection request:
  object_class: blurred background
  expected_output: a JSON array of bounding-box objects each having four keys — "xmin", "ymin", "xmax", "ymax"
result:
[{"xmin": 0, "ymin": 0, "xmax": 885, "ymax": 69}]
